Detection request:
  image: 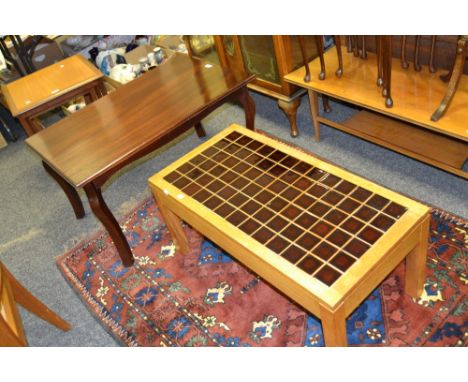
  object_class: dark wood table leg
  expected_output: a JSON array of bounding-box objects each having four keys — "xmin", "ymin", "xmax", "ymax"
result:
[
  {"xmin": 401, "ymin": 35, "xmax": 409, "ymax": 69},
  {"xmin": 315, "ymin": 35, "xmax": 326, "ymax": 80},
  {"xmin": 334, "ymin": 36, "xmax": 343, "ymax": 77},
  {"xmin": 322, "ymin": 95, "xmax": 331, "ymax": 113},
  {"xmin": 376, "ymin": 36, "xmax": 384, "ymax": 87},
  {"xmin": 194, "ymin": 122, "xmax": 206, "ymax": 137},
  {"xmin": 429, "ymin": 36, "xmax": 437, "ymax": 73},
  {"xmin": 413, "ymin": 36, "xmax": 422, "ymax": 72},
  {"xmin": 238, "ymin": 87, "xmax": 256, "ymax": 130},
  {"xmin": 383, "ymin": 36, "xmax": 393, "ymax": 108},
  {"xmin": 298, "ymin": 35, "xmax": 311, "ymax": 82},
  {"xmin": 360, "ymin": 36, "xmax": 367, "ymax": 59},
  {"xmin": 84, "ymin": 182, "xmax": 135, "ymax": 267},
  {"xmin": 42, "ymin": 161, "xmax": 85, "ymax": 219},
  {"xmin": 278, "ymin": 98, "xmax": 301, "ymax": 137}
]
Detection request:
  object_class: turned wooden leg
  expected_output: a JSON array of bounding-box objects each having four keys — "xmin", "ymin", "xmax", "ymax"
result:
[
  {"xmin": 429, "ymin": 35, "xmax": 437, "ymax": 73},
  {"xmin": 1, "ymin": 263, "xmax": 71, "ymax": 332},
  {"xmin": 307, "ymin": 89, "xmax": 321, "ymax": 142},
  {"xmin": 42, "ymin": 161, "xmax": 85, "ymax": 219},
  {"xmin": 322, "ymin": 95, "xmax": 331, "ymax": 113},
  {"xmin": 238, "ymin": 87, "xmax": 256, "ymax": 130},
  {"xmin": 346, "ymin": 35, "xmax": 352, "ymax": 52},
  {"xmin": 84, "ymin": 182, "xmax": 134, "ymax": 267},
  {"xmin": 334, "ymin": 35, "xmax": 343, "ymax": 77},
  {"xmin": 194, "ymin": 122, "xmax": 206, "ymax": 138},
  {"xmin": 376, "ymin": 36, "xmax": 384, "ymax": 87},
  {"xmin": 315, "ymin": 35, "xmax": 326, "ymax": 80},
  {"xmin": 298, "ymin": 35, "xmax": 311, "ymax": 82},
  {"xmin": 320, "ymin": 302, "xmax": 347, "ymax": 347},
  {"xmin": 401, "ymin": 35, "xmax": 409, "ymax": 69},
  {"xmin": 352, "ymin": 36, "xmax": 359, "ymax": 57},
  {"xmin": 278, "ymin": 98, "xmax": 301, "ymax": 137},
  {"xmin": 382, "ymin": 36, "xmax": 393, "ymax": 108},
  {"xmin": 152, "ymin": 189, "xmax": 190, "ymax": 255},
  {"xmin": 413, "ymin": 35, "xmax": 422, "ymax": 72},
  {"xmin": 360, "ymin": 36, "xmax": 367, "ymax": 59},
  {"xmin": 431, "ymin": 36, "xmax": 467, "ymax": 121},
  {"xmin": 405, "ymin": 215, "xmax": 430, "ymax": 298}
]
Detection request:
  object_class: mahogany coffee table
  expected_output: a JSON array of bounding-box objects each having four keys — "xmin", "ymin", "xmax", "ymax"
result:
[
  {"xmin": 26, "ymin": 54, "xmax": 255, "ymax": 267},
  {"xmin": 148, "ymin": 124, "xmax": 430, "ymax": 347}
]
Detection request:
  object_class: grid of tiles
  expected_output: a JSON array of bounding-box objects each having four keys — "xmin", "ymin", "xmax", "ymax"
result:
[{"xmin": 163, "ymin": 131, "xmax": 407, "ymax": 287}]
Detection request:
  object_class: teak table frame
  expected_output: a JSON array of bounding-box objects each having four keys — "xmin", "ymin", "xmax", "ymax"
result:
[
  {"xmin": 148, "ymin": 124, "xmax": 430, "ymax": 347},
  {"xmin": 26, "ymin": 54, "xmax": 255, "ymax": 268}
]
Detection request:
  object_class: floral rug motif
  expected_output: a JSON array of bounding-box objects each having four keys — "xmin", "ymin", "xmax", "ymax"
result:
[{"xmin": 57, "ymin": 198, "xmax": 467, "ymax": 346}]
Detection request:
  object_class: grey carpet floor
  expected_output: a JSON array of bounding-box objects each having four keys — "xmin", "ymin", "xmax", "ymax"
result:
[{"xmin": 0, "ymin": 91, "xmax": 466, "ymax": 346}]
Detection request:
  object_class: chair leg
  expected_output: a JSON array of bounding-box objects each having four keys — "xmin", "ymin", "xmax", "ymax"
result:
[
  {"xmin": 315, "ymin": 35, "xmax": 326, "ymax": 80},
  {"xmin": 298, "ymin": 35, "xmax": 311, "ymax": 82},
  {"xmin": 334, "ymin": 36, "xmax": 343, "ymax": 77},
  {"xmin": 413, "ymin": 35, "xmax": 422, "ymax": 72},
  {"xmin": 401, "ymin": 35, "xmax": 409, "ymax": 69},
  {"xmin": 429, "ymin": 36, "xmax": 437, "ymax": 73}
]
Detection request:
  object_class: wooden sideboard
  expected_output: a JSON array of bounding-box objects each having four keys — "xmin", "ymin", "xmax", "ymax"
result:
[
  {"xmin": 285, "ymin": 48, "xmax": 468, "ymax": 179},
  {"xmin": 184, "ymin": 35, "xmax": 318, "ymax": 137}
]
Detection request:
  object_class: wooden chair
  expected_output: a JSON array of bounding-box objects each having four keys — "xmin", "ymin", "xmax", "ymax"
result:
[{"xmin": 0, "ymin": 261, "xmax": 71, "ymax": 346}]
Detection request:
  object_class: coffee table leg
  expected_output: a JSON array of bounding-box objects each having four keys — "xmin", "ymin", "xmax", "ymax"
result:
[
  {"xmin": 405, "ymin": 215, "xmax": 430, "ymax": 298},
  {"xmin": 194, "ymin": 122, "xmax": 207, "ymax": 138},
  {"xmin": 42, "ymin": 161, "xmax": 85, "ymax": 219},
  {"xmin": 152, "ymin": 189, "xmax": 190, "ymax": 255},
  {"xmin": 84, "ymin": 182, "xmax": 135, "ymax": 267},
  {"xmin": 239, "ymin": 87, "xmax": 256, "ymax": 130},
  {"xmin": 320, "ymin": 302, "xmax": 347, "ymax": 346}
]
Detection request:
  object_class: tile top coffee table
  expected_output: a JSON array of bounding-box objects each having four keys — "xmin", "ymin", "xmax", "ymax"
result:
[
  {"xmin": 148, "ymin": 123, "xmax": 430, "ymax": 346},
  {"xmin": 26, "ymin": 54, "xmax": 255, "ymax": 267}
]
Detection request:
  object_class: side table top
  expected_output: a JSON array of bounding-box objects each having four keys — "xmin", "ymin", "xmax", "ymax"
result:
[
  {"xmin": 1, "ymin": 54, "xmax": 103, "ymax": 116},
  {"xmin": 25, "ymin": 54, "xmax": 254, "ymax": 188}
]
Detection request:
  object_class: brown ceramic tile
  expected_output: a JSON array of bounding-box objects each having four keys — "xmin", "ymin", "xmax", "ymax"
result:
[
  {"xmin": 226, "ymin": 210, "xmax": 248, "ymax": 226},
  {"xmin": 330, "ymin": 252, "xmax": 356, "ymax": 272},
  {"xmin": 307, "ymin": 184, "xmax": 328, "ymax": 198},
  {"xmin": 222, "ymin": 156, "xmax": 240, "ymax": 168},
  {"xmin": 298, "ymin": 255, "xmax": 322, "ymax": 275},
  {"xmin": 186, "ymin": 168, "xmax": 203, "ymax": 181},
  {"xmin": 173, "ymin": 176, "xmax": 190, "ymax": 190},
  {"xmin": 209, "ymin": 165, "xmax": 227, "ymax": 177},
  {"xmin": 253, "ymin": 208, "xmax": 275, "ymax": 222},
  {"xmin": 182, "ymin": 182, "xmax": 202, "ymax": 196},
  {"xmin": 267, "ymin": 215, "xmax": 289, "ymax": 231},
  {"xmin": 225, "ymin": 131, "xmax": 242, "ymax": 141},
  {"xmin": 281, "ymin": 224, "xmax": 304, "ymax": 241},
  {"xmin": 237, "ymin": 136, "xmax": 252, "ymax": 146},
  {"xmin": 282, "ymin": 245, "xmax": 306, "ymax": 264},
  {"xmin": 309, "ymin": 201, "xmax": 331, "ymax": 217},
  {"xmin": 232, "ymin": 162, "xmax": 250, "ymax": 174},
  {"xmin": 269, "ymin": 197, "xmax": 288, "ymax": 212},
  {"xmin": 267, "ymin": 165, "xmax": 288, "ymax": 177},
  {"xmin": 327, "ymin": 229, "xmax": 351, "ymax": 247},
  {"xmin": 206, "ymin": 180, "xmax": 224, "ymax": 193},
  {"xmin": 233, "ymin": 148, "xmax": 252, "ymax": 160},
  {"xmin": 306, "ymin": 168, "xmax": 327, "ymax": 181},
  {"xmin": 246, "ymin": 140, "xmax": 263, "ymax": 151},
  {"xmin": 324, "ymin": 209, "xmax": 347, "ymax": 225},
  {"xmin": 280, "ymin": 205, "xmax": 302, "ymax": 220},
  {"xmin": 293, "ymin": 177, "xmax": 313, "ymax": 190},
  {"xmin": 340, "ymin": 217, "xmax": 365, "ymax": 234},
  {"xmin": 244, "ymin": 167, "xmax": 262, "ymax": 180},
  {"xmin": 196, "ymin": 173, "xmax": 215, "ymax": 186},
  {"xmin": 218, "ymin": 185, "xmax": 237, "ymax": 200},
  {"xmin": 266, "ymin": 236, "xmax": 290, "ymax": 254},
  {"xmin": 358, "ymin": 226, "xmax": 383, "ymax": 245},
  {"xmin": 243, "ymin": 183, "xmax": 262, "ymax": 197},
  {"xmin": 294, "ymin": 194, "xmax": 315, "ymax": 209},
  {"xmin": 370, "ymin": 214, "xmax": 396, "ymax": 231},
  {"xmin": 322, "ymin": 174, "xmax": 341, "ymax": 187},
  {"xmin": 293, "ymin": 161, "xmax": 313, "ymax": 174},
  {"xmin": 296, "ymin": 232, "xmax": 320, "ymax": 250},
  {"xmin": 258, "ymin": 159, "xmax": 275, "ymax": 171},
  {"xmin": 214, "ymin": 139, "xmax": 230, "ymax": 149},
  {"xmin": 355, "ymin": 205, "xmax": 378, "ymax": 221},
  {"xmin": 164, "ymin": 171, "xmax": 180, "ymax": 183},
  {"xmin": 258, "ymin": 145, "xmax": 275, "ymax": 157},
  {"xmin": 311, "ymin": 221, "xmax": 334, "ymax": 237},
  {"xmin": 213, "ymin": 151, "xmax": 229, "ymax": 162},
  {"xmin": 344, "ymin": 238, "xmax": 370, "ymax": 258},
  {"xmin": 177, "ymin": 163, "xmax": 194, "ymax": 174},
  {"xmin": 193, "ymin": 189, "xmax": 211, "ymax": 203},
  {"xmin": 337, "ymin": 198, "xmax": 360, "ymax": 214},
  {"xmin": 255, "ymin": 190, "xmax": 275, "ymax": 204},
  {"xmin": 220, "ymin": 171, "xmax": 237, "ymax": 184},
  {"xmin": 281, "ymin": 171, "xmax": 301, "ymax": 184},
  {"xmin": 322, "ymin": 190, "xmax": 344, "ymax": 205},
  {"xmin": 229, "ymin": 193, "xmax": 249, "ymax": 207},
  {"xmin": 201, "ymin": 146, "xmax": 219, "ymax": 158},
  {"xmin": 204, "ymin": 195, "xmax": 223, "ymax": 210},
  {"xmin": 244, "ymin": 153, "xmax": 263, "ymax": 165},
  {"xmin": 312, "ymin": 241, "xmax": 337, "ymax": 260},
  {"xmin": 335, "ymin": 180, "xmax": 356, "ymax": 195},
  {"xmin": 255, "ymin": 174, "xmax": 275, "ymax": 187},
  {"xmin": 231, "ymin": 177, "xmax": 250, "ymax": 190},
  {"xmin": 253, "ymin": 227, "xmax": 275, "ymax": 243},
  {"xmin": 295, "ymin": 212, "xmax": 318, "ymax": 229},
  {"xmin": 239, "ymin": 219, "xmax": 262, "ymax": 235},
  {"xmin": 384, "ymin": 202, "xmax": 407, "ymax": 219},
  {"xmin": 367, "ymin": 194, "xmax": 390, "ymax": 210},
  {"xmin": 189, "ymin": 155, "xmax": 206, "ymax": 166},
  {"xmin": 225, "ymin": 143, "xmax": 241, "ymax": 155},
  {"xmin": 199, "ymin": 159, "xmax": 216, "ymax": 171},
  {"xmin": 268, "ymin": 180, "xmax": 289, "ymax": 194},
  {"xmin": 350, "ymin": 187, "xmax": 372, "ymax": 202},
  {"xmin": 215, "ymin": 203, "xmax": 235, "ymax": 218},
  {"xmin": 269, "ymin": 150, "xmax": 287, "ymax": 162},
  {"xmin": 315, "ymin": 265, "xmax": 341, "ymax": 286},
  {"xmin": 280, "ymin": 187, "xmax": 301, "ymax": 201},
  {"xmin": 281, "ymin": 156, "xmax": 299, "ymax": 168},
  {"xmin": 240, "ymin": 200, "xmax": 262, "ymax": 215}
]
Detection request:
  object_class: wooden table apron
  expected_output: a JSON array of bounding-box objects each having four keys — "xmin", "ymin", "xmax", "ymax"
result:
[{"xmin": 25, "ymin": 54, "xmax": 256, "ymax": 267}]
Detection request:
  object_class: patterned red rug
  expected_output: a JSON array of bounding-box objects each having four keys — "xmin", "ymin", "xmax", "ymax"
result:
[{"xmin": 57, "ymin": 197, "xmax": 467, "ymax": 346}]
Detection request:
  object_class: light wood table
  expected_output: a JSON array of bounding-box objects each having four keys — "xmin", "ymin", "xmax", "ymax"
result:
[
  {"xmin": 284, "ymin": 49, "xmax": 468, "ymax": 179},
  {"xmin": 26, "ymin": 54, "xmax": 255, "ymax": 267},
  {"xmin": 1, "ymin": 54, "xmax": 105, "ymax": 136},
  {"xmin": 148, "ymin": 124, "xmax": 430, "ymax": 346}
]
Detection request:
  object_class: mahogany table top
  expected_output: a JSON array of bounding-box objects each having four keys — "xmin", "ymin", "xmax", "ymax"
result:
[
  {"xmin": 1, "ymin": 54, "xmax": 103, "ymax": 117},
  {"xmin": 25, "ymin": 54, "xmax": 254, "ymax": 188}
]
